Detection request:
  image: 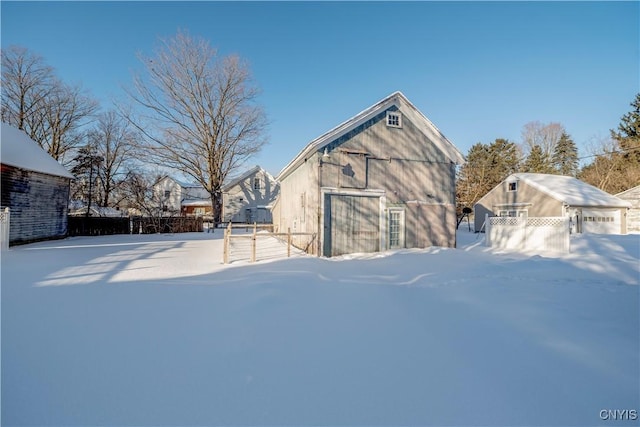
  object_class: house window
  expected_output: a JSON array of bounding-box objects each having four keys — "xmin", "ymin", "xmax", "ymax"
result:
[
  {"xmin": 499, "ymin": 209, "xmax": 528, "ymax": 218},
  {"xmin": 253, "ymin": 177, "xmax": 261, "ymax": 190},
  {"xmin": 164, "ymin": 190, "xmax": 171, "ymax": 198},
  {"xmin": 386, "ymin": 111, "xmax": 402, "ymax": 128},
  {"xmin": 507, "ymin": 182, "xmax": 517, "ymax": 192}
]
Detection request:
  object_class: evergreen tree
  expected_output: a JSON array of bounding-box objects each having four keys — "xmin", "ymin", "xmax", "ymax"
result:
[
  {"xmin": 522, "ymin": 145, "xmax": 553, "ymax": 173},
  {"xmin": 456, "ymin": 139, "xmax": 520, "ymax": 213},
  {"xmin": 580, "ymin": 93, "xmax": 640, "ymax": 194},
  {"xmin": 611, "ymin": 93, "xmax": 640, "ymax": 164},
  {"xmin": 70, "ymin": 145, "xmax": 104, "ymax": 216},
  {"xmin": 552, "ymin": 132, "xmax": 579, "ymax": 176}
]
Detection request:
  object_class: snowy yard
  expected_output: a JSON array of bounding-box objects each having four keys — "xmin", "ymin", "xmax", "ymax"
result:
[{"xmin": 1, "ymin": 229, "xmax": 638, "ymax": 426}]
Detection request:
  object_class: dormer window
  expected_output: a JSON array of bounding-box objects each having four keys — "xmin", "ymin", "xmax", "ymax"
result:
[
  {"xmin": 386, "ymin": 111, "xmax": 402, "ymax": 128},
  {"xmin": 508, "ymin": 181, "xmax": 517, "ymax": 192}
]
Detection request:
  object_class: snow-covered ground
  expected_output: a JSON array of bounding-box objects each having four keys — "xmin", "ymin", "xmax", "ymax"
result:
[{"xmin": 1, "ymin": 229, "xmax": 638, "ymax": 426}]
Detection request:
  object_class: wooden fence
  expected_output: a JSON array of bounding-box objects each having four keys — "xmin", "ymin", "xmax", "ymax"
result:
[
  {"xmin": 223, "ymin": 223, "xmax": 316, "ymax": 264},
  {"xmin": 67, "ymin": 216, "xmax": 130, "ymax": 236},
  {"xmin": 130, "ymin": 216, "xmax": 203, "ymax": 234},
  {"xmin": 67, "ymin": 216, "xmax": 203, "ymax": 236}
]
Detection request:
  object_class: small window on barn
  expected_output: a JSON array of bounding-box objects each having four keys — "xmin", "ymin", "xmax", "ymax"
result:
[
  {"xmin": 253, "ymin": 177, "xmax": 261, "ymax": 190},
  {"xmin": 386, "ymin": 111, "xmax": 402, "ymax": 128},
  {"xmin": 507, "ymin": 181, "xmax": 517, "ymax": 192},
  {"xmin": 164, "ymin": 190, "xmax": 171, "ymax": 198}
]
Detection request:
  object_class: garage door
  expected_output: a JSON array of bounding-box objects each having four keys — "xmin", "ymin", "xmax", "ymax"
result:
[
  {"xmin": 582, "ymin": 209, "xmax": 621, "ymax": 234},
  {"xmin": 323, "ymin": 194, "xmax": 380, "ymax": 256}
]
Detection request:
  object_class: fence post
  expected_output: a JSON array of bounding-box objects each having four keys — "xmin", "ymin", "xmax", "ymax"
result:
[
  {"xmin": 251, "ymin": 224, "xmax": 257, "ymax": 263},
  {"xmin": 485, "ymin": 214, "xmax": 490, "ymax": 246},
  {"xmin": 287, "ymin": 227, "xmax": 292, "ymax": 257},
  {"xmin": 1, "ymin": 207, "xmax": 10, "ymax": 251},
  {"xmin": 223, "ymin": 223, "xmax": 231, "ymax": 264}
]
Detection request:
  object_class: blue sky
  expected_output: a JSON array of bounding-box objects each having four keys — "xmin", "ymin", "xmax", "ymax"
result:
[{"xmin": 2, "ymin": 1, "xmax": 639, "ymax": 176}]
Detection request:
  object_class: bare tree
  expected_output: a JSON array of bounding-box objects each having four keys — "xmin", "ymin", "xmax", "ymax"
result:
[
  {"xmin": 85, "ymin": 111, "xmax": 138, "ymax": 207},
  {"xmin": 123, "ymin": 30, "xmax": 268, "ymax": 225},
  {"xmin": 521, "ymin": 121, "xmax": 565, "ymax": 158},
  {"xmin": 579, "ymin": 135, "xmax": 640, "ymax": 194},
  {"xmin": 1, "ymin": 46, "xmax": 55, "ymax": 130},
  {"xmin": 1, "ymin": 45, "xmax": 99, "ymax": 163}
]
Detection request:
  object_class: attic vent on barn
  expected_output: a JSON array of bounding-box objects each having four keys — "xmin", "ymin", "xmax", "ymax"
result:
[{"xmin": 386, "ymin": 111, "xmax": 402, "ymax": 128}]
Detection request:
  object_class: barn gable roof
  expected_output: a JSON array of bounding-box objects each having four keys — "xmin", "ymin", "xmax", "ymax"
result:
[
  {"xmin": 277, "ymin": 91, "xmax": 465, "ymax": 181},
  {"xmin": 509, "ymin": 173, "xmax": 631, "ymax": 208},
  {"xmin": 1, "ymin": 122, "xmax": 75, "ymax": 179}
]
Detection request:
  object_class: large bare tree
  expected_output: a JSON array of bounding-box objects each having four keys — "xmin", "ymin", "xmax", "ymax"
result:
[
  {"xmin": 1, "ymin": 45, "xmax": 54, "ymax": 130},
  {"xmin": 87, "ymin": 111, "xmax": 138, "ymax": 207},
  {"xmin": 123, "ymin": 30, "xmax": 268, "ymax": 225},
  {"xmin": 1, "ymin": 45, "xmax": 99, "ymax": 163},
  {"xmin": 521, "ymin": 121, "xmax": 565, "ymax": 158}
]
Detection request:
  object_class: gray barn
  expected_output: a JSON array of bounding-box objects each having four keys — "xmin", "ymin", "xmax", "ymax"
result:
[
  {"xmin": 273, "ymin": 92, "xmax": 465, "ymax": 257},
  {"xmin": 1, "ymin": 123, "xmax": 74, "ymax": 245}
]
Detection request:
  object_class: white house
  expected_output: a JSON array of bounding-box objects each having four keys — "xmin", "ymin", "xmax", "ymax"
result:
[
  {"xmin": 616, "ymin": 185, "xmax": 640, "ymax": 233},
  {"xmin": 222, "ymin": 165, "xmax": 279, "ymax": 223},
  {"xmin": 153, "ymin": 177, "xmax": 211, "ymax": 217}
]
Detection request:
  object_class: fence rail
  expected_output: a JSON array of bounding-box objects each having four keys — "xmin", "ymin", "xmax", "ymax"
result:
[
  {"xmin": 223, "ymin": 222, "xmax": 316, "ymax": 264},
  {"xmin": 485, "ymin": 214, "xmax": 570, "ymax": 253}
]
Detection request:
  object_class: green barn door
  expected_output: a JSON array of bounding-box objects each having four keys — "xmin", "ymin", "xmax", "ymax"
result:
[{"xmin": 324, "ymin": 194, "xmax": 380, "ymax": 256}]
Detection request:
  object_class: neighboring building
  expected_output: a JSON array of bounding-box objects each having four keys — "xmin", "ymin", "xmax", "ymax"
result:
[
  {"xmin": 222, "ymin": 165, "xmax": 279, "ymax": 223},
  {"xmin": 153, "ymin": 176, "xmax": 212, "ymax": 217},
  {"xmin": 1, "ymin": 122, "xmax": 75, "ymax": 245},
  {"xmin": 616, "ymin": 185, "xmax": 640, "ymax": 233},
  {"xmin": 273, "ymin": 91, "xmax": 465, "ymax": 257},
  {"xmin": 474, "ymin": 173, "xmax": 632, "ymax": 234}
]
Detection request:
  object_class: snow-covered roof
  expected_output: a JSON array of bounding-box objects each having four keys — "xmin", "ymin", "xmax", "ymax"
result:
[
  {"xmin": 181, "ymin": 199, "xmax": 212, "ymax": 207},
  {"xmin": 510, "ymin": 173, "xmax": 632, "ymax": 208},
  {"xmin": 223, "ymin": 165, "xmax": 276, "ymax": 191},
  {"xmin": 616, "ymin": 185, "xmax": 640, "ymax": 199},
  {"xmin": 69, "ymin": 206, "xmax": 126, "ymax": 217},
  {"xmin": 1, "ymin": 122, "xmax": 74, "ymax": 179},
  {"xmin": 277, "ymin": 91, "xmax": 465, "ymax": 181}
]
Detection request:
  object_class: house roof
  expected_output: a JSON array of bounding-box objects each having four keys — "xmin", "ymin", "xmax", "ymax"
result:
[
  {"xmin": 223, "ymin": 165, "xmax": 276, "ymax": 191},
  {"xmin": 277, "ymin": 91, "xmax": 465, "ymax": 181},
  {"xmin": 509, "ymin": 173, "xmax": 631, "ymax": 208},
  {"xmin": 616, "ymin": 185, "xmax": 640, "ymax": 199},
  {"xmin": 1, "ymin": 122, "xmax": 75, "ymax": 179},
  {"xmin": 181, "ymin": 199, "xmax": 212, "ymax": 207}
]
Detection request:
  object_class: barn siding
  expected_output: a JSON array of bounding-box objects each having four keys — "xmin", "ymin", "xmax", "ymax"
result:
[{"xmin": 1, "ymin": 165, "xmax": 70, "ymax": 245}]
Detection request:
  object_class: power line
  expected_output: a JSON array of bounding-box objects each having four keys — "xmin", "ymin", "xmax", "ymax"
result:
[{"xmin": 577, "ymin": 145, "xmax": 640, "ymax": 161}]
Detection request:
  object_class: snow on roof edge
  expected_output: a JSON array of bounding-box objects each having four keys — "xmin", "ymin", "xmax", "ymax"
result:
[{"xmin": 1, "ymin": 122, "xmax": 75, "ymax": 179}]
